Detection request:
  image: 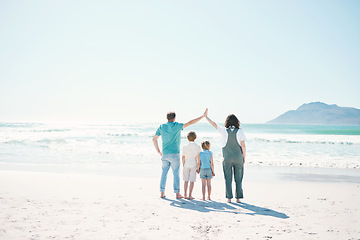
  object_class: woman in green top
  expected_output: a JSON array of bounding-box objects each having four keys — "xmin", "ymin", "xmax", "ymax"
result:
[{"xmin": 205, "ymin": 111, "xmax": 246, "ymax": 203}]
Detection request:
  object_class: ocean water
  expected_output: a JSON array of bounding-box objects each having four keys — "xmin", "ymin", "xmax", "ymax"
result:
[{"xmin": 0, "ymin": 122, "xmax": 359, "ymax": 172}]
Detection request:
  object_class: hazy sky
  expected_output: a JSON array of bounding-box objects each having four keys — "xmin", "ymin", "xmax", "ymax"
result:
[{"xmin": 1, "ymin": 0, "xmax": 359, "ymax": 123}]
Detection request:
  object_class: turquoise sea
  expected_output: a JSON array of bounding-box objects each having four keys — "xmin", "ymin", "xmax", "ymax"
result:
[{"xmin": 0, "ymin": 122, "xmax": 359, "ymax": 171}]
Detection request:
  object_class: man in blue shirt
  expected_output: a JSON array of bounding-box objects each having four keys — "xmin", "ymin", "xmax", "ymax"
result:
[{"xmin": 153, "ymin": 109, "xmax": 207, "ymax": 199}]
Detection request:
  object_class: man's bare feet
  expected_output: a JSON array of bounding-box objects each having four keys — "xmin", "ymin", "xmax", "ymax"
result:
[
  {"xmin": 188, "ymin": 196, "xmax": 195, "ymax": 200},
  {"xmin": 207, "ymin": 197, "xmax": 211, "ymax": 200},
  {"xmin": 236, "ymin": 199, "xmax": 241, "ymax": 203},
  {"xmin": 227, "ymin": 198, "xmax": 231, "ymax": 203},
  {"xmin": 176, "ymin": 193, "xmax": 184, "ymax": 199},
  {"xmin": 160, "ymin": 192, "xmax": 166, "ymax": 198},
  {"xmin": 201, "ymin": 198, "xmax": 205, "ymax": 201}
]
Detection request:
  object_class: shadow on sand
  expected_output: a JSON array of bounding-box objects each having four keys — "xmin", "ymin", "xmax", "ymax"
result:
[{"xmin": 163, "ymin": 198, "xmax": 289, "ymax": 219}]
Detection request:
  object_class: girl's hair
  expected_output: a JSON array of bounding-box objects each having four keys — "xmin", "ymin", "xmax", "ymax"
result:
[
  {"xmin": 225, "ymin": 114, "xmax": 240, "ymax": 128},
  {"xmin": 187, "ymin": 131, "xmax": 196, "ymax": 141},
  {"xmin": 201, "ymin": 141, "xmax": 211, "ymax": 150}
]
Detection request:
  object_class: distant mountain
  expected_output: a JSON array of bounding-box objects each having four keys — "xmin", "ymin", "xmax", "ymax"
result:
[{"xmin": 267, "ymin": 102, "xmax": 360, "ymax": 125}]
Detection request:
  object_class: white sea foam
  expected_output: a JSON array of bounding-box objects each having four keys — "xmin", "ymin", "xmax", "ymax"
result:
[{"xmin": 0, "ymin": 122, "xmax": 359, "ymax": 169}]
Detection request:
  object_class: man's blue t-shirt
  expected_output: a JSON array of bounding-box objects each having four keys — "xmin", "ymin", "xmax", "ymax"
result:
[{"xmin": 155, "ymin": 122, "xmax": 184, "ymax": 155}]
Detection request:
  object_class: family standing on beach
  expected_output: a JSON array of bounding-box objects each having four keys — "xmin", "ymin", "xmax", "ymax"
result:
[{"xmin": 152, "ymin": 109, "xmax": 246, "ymax": 203}]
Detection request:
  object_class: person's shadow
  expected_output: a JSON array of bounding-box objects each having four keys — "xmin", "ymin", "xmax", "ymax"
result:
[
  {"xmin": 233, "ymin": 202, "xmax": 289, "ymax": 219},
  {"xmin": 163, "ymin": 198, "xmax": 289, "ymax": 219}
]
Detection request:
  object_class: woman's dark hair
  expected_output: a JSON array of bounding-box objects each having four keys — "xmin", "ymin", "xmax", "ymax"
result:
[{"xmin": 225, "ymin": 114, "xmax": 240, "ymax": 128}]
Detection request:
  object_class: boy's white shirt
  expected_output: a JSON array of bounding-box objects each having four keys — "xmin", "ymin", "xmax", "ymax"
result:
[{"xmin": 182, "ymin": 142, "xmax": 202, "ymax": 168}]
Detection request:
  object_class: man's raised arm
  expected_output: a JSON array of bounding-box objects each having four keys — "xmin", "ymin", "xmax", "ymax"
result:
[{"xmin": 183, "ymin": 109, "xmax": 208, "ymax": 129}]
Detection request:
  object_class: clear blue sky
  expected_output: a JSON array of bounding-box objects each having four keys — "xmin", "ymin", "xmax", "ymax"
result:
[{"xmin": 1, "ymin": 0, "xmax": 359, "ymax": 123}]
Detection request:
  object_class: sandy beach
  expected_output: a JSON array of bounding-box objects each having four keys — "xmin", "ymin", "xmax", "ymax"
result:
[
  {"xmin": 1, "ymin": 167, "xmax": 359, "ymax": 240},
  {"xmin": 2, "ymin": 0, "xmax": 360, "ymax": 238}
]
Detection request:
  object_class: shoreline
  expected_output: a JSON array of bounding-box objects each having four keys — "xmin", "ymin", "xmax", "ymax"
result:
[{"xmin": 0, "ymin": 162, "xmax": 359, "ymax": 184}]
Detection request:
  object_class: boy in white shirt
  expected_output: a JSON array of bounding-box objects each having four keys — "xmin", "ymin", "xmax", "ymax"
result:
[{"xmin": 182, "ymin": 131, "xmax": 202, "ymax": 199}]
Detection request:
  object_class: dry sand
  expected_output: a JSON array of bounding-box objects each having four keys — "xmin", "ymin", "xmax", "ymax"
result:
[{"xmin": 0, "ymin": 169, "xmax": 359, "ymax": 239}]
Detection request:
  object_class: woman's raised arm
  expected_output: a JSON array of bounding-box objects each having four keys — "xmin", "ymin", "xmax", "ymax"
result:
[{"xmin": 205, "ymin": 114, "xmax": 218, "ymax": 129}]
